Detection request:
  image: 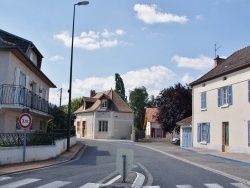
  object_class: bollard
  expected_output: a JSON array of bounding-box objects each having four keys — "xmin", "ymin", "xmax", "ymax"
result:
[{"xmin": 122, "ymin": 155, "xmax": 126, "ymax": 182}]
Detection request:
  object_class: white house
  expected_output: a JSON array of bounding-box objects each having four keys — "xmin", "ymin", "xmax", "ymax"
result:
[
  {"xmin": 190, "ymin": 46, "xmax": 250, "ymax": 154},
  {"xmin": 144, "ymin": 108, "xmax": 179, "ymax": 141},
  {"xmin": 74, "ymin": 89, "xmax": 134, "ymax": 139},
  {"xmin": 0, "ymin": 29, "xmax": 56, "ymax": 133}
]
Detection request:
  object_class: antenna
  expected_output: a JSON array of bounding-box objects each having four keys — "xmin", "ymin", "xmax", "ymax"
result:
[{"xmin": 214, "ymin": 43, "xmax": 221, "ymax": 58}]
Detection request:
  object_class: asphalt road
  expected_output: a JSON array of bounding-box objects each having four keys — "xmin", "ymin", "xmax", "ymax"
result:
[{"xmin": 0, "ymin": 139, "xmax": 249, "ymax": 188}]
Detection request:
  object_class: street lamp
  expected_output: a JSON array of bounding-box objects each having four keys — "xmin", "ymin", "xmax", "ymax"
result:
[{"xmin": 67, "ymin": 1, "xmax": 89, "ymax": 152}]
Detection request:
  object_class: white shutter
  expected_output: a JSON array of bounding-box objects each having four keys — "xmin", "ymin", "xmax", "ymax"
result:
[
  {"xmin": 14, "ymin": 68, "xmax": 20, "ymax": 85},
  {"xmin": 26, "ymin": 76, "xmax": 30, "ymax": 89}
]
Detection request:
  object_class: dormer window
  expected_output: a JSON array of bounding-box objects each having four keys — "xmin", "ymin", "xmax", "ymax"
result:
[{"xmin": 101, "ymin": 99, "xmax": 108, "ymax": 109}]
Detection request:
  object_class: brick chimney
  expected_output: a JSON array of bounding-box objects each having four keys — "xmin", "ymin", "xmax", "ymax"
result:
[
  {"xmin": 90, "ymin": 90, "xmax": 96, "ymax": 97},
  {"xmin": 214, "ymin": 55, "xmax": 225, "ymax": 67}
]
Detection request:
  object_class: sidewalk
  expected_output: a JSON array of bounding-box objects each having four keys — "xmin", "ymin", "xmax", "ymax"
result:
[{"xmin": 0, "ymin": 142, "xmax": 86, "ymax": 175}]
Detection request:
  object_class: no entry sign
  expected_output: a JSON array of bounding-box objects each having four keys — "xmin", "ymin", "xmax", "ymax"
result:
[{"xmin": 19, "ymin": 113, "xmax": 32, "ymax": 129}]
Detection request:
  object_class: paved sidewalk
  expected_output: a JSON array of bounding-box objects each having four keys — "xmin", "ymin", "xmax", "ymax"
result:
[{"xmin": 0, "ymin": 142, "xmax": 86, "ymax": 175}]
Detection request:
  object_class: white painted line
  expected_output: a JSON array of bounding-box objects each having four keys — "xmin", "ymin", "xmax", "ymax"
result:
[
  {"xmin": 102, "ymin": 175, "xmax": 121, "ymax": 186},
  {"xmin": 176, "ymin": 185, "xmax": 193, "ymax": 188},
  {"xmin": 231, "ymin": 183, "xmax": 250, "ymax": 188},
  {"xmin": 204, "ymin": 183, "xmax": 224, "ymax": 188},
  {"xmin": 78, "ymin": 183, "xmax": 101, "ymax": 188},
  {"xmin": 143, "ymin": 186, "xmax": 161, "ymax": 188},
  {"xmin": 0, "ymin": 178, "xmax": 40, "ymax": 188},
  {"xmin": 131, "ymin": 172, "xmax": 145, "ymax": 188},
  {"xmin": 36, "ymin": 181, "xmax": 71, "ymax": 188},
  {"xmin": 0, "ymin": 176, "xmax": 12, "ymax": 181}
]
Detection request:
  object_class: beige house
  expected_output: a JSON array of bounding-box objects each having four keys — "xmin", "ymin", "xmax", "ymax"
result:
[
  {"xmin": 0, "ymin": 29, "xmax": 56, "ymax": 133},
  {"xmin": 144, "ymin": 108, "xmax": 178, "ymax": 141},
  {"xmin": 74, "ymin": 89, "xmax": 134, "ymax": 139},
  {"xmin": 190, "ymin": 46, "xmax": 250, "ymax": 154}
]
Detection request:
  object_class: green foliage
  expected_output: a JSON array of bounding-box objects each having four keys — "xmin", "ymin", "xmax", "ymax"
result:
[
  {"xmin": 115, "ymin": 73, "xmax": 127, "ymax": 102},
  {"xmin": 129, "ymin": 86, "xmax": 149, "ymax": 130},
  {"xmin": 47, "ymin": 97, "xmax": 82, "ymax": 132},
  {"xmin": 155, "ymin": 83, "xmax": 192, "ymax": 134}
]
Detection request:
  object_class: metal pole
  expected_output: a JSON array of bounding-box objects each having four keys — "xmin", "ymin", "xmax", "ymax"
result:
[
  {"xmin": 67, "ymin": 4, "xmax": 76, "ymax": 152},
  {"xmin": 122, "ymin": 155, "xmax": 126, "ymax": 182},
  {"xmin": 23, "ymin": 128, "xmax": 26, "ymax": 163}
]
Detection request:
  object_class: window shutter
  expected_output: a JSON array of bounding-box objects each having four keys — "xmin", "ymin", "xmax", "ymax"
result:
[
  {"xmin": 197, "ymin": 123, "xmax": 201, "ymax": 142},
  {"xmin": 26, "ymin": 76, "xmax": 30, "ymax": 89},
  {"xmin": 200, "ymin": 93, "xmax": 203, "ymax": 108},
  {"xmin": 218, "ymin": 88, "xmax": 221, "ymax": 107},
  {"xmin": 14, "ymin": 68, "xmax": 20, "ymax": 85},
  {"xmin": 248, "ymin": 121, "xmax": 250, "ymax": 147},
  {"xmin": 248, "ymin": 81, "xmax": 250, "ymax": 103},
  {"xmin": 204, "ymin": 92, "xmax": 207, "ymax": 108},
  {"xmin": 206, "ymin": 123, "xmax": 210, "ymax": 143},
  {"xmin": 228, "ymin": 85, "xmax": 233, "ymax": 105}
]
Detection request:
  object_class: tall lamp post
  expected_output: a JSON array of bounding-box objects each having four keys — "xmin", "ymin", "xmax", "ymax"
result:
[{"xmin": 67, "ymin": 1, "xmax": 89, "ymax": 152}]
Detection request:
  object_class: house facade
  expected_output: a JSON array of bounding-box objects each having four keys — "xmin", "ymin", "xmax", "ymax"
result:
[
  {"xmin": 74, "ymin": 89, "xmax": 134, "ymax": 139},
  {"xmin": 144, "ymin": 108, "xmax": 178, "ymax": 141},
  {"xmin": 190, "ymin": 46, "xmax": 250, "ymax": 154},
  {"xmin": 0, "ymin": 29, "xmax": 56, "ymax": 133}
]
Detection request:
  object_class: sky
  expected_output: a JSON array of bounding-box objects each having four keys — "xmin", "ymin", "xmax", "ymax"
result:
[{"xmin": 1, "ymin": 0, "xmax": 250, "ymax": 106}]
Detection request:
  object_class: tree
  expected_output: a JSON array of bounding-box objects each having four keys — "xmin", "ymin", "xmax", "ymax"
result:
[
  {"xmin": 129, "ymin": 86, "xmax": 149, "ymax": 130},
  {"xmin": 115, "ymin": 73, "xmax": 126, "ymax": 102},
  {"xmin": 155, "ymin": 83, "xmax": 192, "ymax": 134},
  {"xmin": 147, "ymin": 95, "xmax": 157, "ymax": 108},
  {"xmin": 47, "ymin": 105, "xmax": 67, "ymax": 131}
]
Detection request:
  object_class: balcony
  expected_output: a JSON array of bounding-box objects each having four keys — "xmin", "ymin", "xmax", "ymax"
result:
[{"xmin": 0, "ymin": 84, "xmax": 51, "ymax": 114}]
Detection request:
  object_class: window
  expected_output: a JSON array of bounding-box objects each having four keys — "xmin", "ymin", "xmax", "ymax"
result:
[
  {"xmin": 156, "ymin": 128, "xmax": 162, "ymax": 138},
  {"xmin": 77, "ymin": 121, "xmax": 80, "ymax": 132},
  {"xmin": 16, "ymin": 117, "xmax": 21, "ymax": 130},
  {"xmin": 218, "ymin": 85, "xmax": 232, "ymax": 107},
  {"xmin": 101, "ymin": 100, "xmax": 108, "ymax": 109},
  {"xmin": 201, "ymin": 92, "xmax": 207, "ymax": 109},
  {"xmin": 197, "ymin": 123, "xmax": 210, "ymax": 143},
  {"xmin": 99, "ymin": 121, "xmax": 108, "ymax": 132}
]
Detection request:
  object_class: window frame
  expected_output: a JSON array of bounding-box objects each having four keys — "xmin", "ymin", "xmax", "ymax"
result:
[
  {"xmin": 99, "ymin": 121, "xmax": 108, "ymax": 132},
  {"xmin": 218, "ymin": 85, "xmax": 232, "ymax": 107},
  {"xmin": 101, "ymin": 99, "xmax": 108, "ymax": 109},
  {"xmin": 197, "ymin": 122, "xmax": 210, "ymax": 144}
]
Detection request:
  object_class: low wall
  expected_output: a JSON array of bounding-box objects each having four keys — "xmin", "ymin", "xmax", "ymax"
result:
[{"xmin": 0, "ymin": 137, "xmax": 76, "ymax": 165}]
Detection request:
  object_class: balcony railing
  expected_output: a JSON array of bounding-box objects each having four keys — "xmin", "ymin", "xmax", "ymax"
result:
[{"xmin": 0, "ymin": 84, "xmax": 50, "ymax": 113}]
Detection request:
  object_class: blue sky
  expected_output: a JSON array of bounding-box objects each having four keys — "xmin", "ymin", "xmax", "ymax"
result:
[{"xmin": 1, "ymin": 0, "xmax": 250, "ymax": 105}]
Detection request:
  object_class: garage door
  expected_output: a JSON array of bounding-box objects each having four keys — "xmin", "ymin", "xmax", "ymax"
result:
[{"xmin": 182, "ymin": 127, "xmax": 192, "ymax": 147}]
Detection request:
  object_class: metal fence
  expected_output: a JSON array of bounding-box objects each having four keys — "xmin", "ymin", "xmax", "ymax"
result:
[
  {"xmin": 0, "ymin": 84, "xmax": 53, "ymax": 113},
  {"xmin": 0, "ymin": 131, "xmax": 75, "ymax": 147}
]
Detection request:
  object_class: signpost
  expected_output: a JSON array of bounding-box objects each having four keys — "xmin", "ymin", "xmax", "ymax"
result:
[{"xmin": 19, "ymin": 113, "xmax": 32, "ymax": 163}]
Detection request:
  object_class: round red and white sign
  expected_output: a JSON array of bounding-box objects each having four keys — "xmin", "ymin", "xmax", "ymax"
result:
[{"xmin": 19, "ymin": 113, "xmax": 32, "ymax": 129}]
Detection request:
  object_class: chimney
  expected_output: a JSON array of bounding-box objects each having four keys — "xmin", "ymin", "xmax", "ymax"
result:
[
  {"xmin": 90, "ymin": 90, "xmax": 96, "ymax": 97},
  {"xmin": 214, "ymin": 55, "xmax": 225, "ymax": 67}
]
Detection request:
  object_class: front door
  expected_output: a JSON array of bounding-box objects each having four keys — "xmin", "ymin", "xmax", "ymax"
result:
[
  {"xmin": 182, "ymin": 127, "xmax": 192, "ymax": 147},
  {"xmin": 82, "ymin": 121, "xmax": 86, "ymax": 137},
  {"xmin": 222, "ymin": 122, "xmax": 229, "ymax": 152}
]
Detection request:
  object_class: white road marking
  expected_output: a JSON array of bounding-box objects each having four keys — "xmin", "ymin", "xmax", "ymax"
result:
[
  {"xmin": 36, "ymin": 181, "xmax": 71, "ymax": 188},
  {"xmin": 205, "ymin": 183, "xmax": 224, "ymax": 188},
  {"xmin": 0, "ymin": 178, "xmax": 40, "ymax": 188}
]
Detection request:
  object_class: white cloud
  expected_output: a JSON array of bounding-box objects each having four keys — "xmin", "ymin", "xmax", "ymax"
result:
[
  {"xmin": 54, "ymin": 29, "xmax": 126, "ymax": 50},
  {"xmin": 181, "ymin": 73, "xmax": 194, "ymax": 84},
  {"xmin": 49, "ymin": 55, "xmax": 64, "ymax": 62},
  {"xmin": 133, "ymin": 4, "xmax": 188, "ymax": 24},
  {"xmin": 172, "ymin": 55, "xmax": 214, "ymax": 70},
  {"xmin": 49, "ymin": 65, "xmax": 176, "ymax": 105}
]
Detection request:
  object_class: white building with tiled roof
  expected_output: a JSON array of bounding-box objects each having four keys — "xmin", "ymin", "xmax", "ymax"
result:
[
  {"xmin": 74, "ymin": 89, "xmax": 134, "ymax": 139},
  {"xmin": 190, "ymin": 46, "xmax": 250, "ymax": 154}
]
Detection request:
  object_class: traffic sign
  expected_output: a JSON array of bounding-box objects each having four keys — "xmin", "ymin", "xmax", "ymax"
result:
[{"xmin": 19, "ymin": 113, "xmax": 32, "ymax": 129}]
